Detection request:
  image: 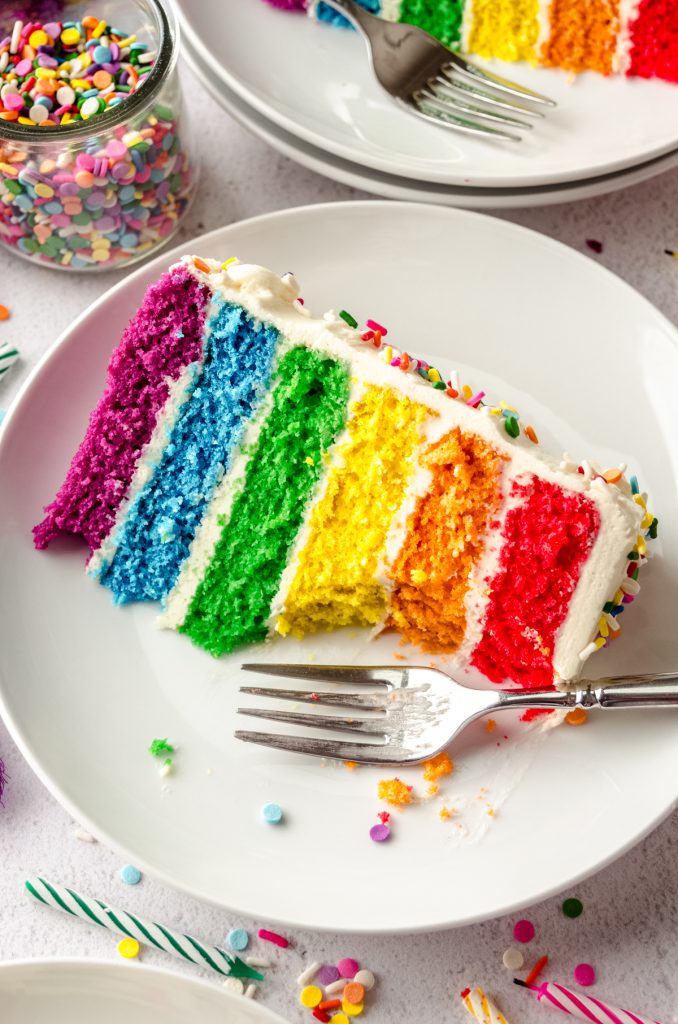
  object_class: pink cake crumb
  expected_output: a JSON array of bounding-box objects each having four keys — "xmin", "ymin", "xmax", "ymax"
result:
[{"xmin": 33, "ymin": 268, "xmax": 209, "ymax": 553}]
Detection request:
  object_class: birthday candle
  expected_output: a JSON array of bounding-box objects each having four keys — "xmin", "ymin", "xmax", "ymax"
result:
[
  {"xmin": 461, "ymin": 987, "xmax": 511, "ymax": 1023},
  {"xmin": 515, "ymin": 979, "xmax": 663, "ymax": 1024}
]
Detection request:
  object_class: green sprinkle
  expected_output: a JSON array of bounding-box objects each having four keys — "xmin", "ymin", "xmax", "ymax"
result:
[
  {"xmin": 603, "ymin": 601, "xmax": 615, "ymax": 613},
  {"xmin": 504, "ymin": 416, "xmax": 520, "ymax": 439},
  {"xmin": 149, "ymin": 738, "xmax": 175, "ymax": 758},
  {"xmin": 432, "ymin": 380, "xmax": 446, "ymax": 390},
  {"xmin": 627, "ymin": 551, "xmax": 639, "ymax": 560},
  {"xmin": 562, "ymin": 897, "xmax": 583, "ymax": 919},
  {"xmin": 339, "ymin": 310, "xmax": 358, "ymax": 329},
  {"xmin": 649, "ymin": 517, "xmax": 658, "ymax": 539}
]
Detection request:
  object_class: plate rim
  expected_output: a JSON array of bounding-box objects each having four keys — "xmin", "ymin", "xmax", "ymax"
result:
[
  {"xmin": 0, "ymin": 957, "xmax": 291, "ymax": 1021},
  {"xmin": 180, "ymin": 34, "xmax": 678, "ymax": 209},
  {"xmin": 2, "ymin": 201, "xmax": 678, "ymax": 934},
  {"xmin": 176, "ymin": 0, "xmax": 678, "ymax": 189}
]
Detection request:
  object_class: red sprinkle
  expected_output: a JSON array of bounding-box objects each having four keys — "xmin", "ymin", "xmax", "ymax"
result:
[
  {"xmin": 310, "ymin": 692, "xmax": 319, "ymax": 701},
  {"xmin": 378, "ymin": 811, "xmax": 390, "ymax": 824},
  {"xmin": 360, "ymin": 330, "xmax": 374, "ymax": 341},
  {"xmin": 460, "ymin": 988, "xmax": 471, "ymax": 999},
  {"xmin": 258, "ymin": 928, "xmax": 289, "ymax": 948},
  {"xmin": 366, "ymin": 318, "xmax": 387, "ymax": 335},
  {"xmin": 585, "ymin": 239, "xmax": 603, "ymax": 254},
  {"xmin": 313, "ymin": 1011, "xmax": 331, "ymax": 1022}
]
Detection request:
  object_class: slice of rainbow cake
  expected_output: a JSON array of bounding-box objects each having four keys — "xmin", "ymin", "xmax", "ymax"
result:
[
  {"xmin": 34, "ymin": 257, "xmax": 656, "ymax": 690},
  {"xmin": 262, "ymin": 0, "xmax": 678, "ymax": 82}
]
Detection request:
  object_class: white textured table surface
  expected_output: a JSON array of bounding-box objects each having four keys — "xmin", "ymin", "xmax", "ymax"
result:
[{"xmin": 1, "ymin": 60, "xmax": 678, "ymax": 1024}]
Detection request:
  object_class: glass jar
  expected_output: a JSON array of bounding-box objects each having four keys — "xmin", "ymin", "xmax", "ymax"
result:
[{"xmin": 0, "ymin": 0, "xmax": 197, "ymax": 270}]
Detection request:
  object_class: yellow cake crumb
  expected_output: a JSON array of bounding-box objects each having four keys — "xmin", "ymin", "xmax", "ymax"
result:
[
  {"xmin": 427, "ymin": 783, "xmax": 439, "ymax": 797},
  {"xmin": 378, "ymin": 777, "xmax": 413, "ymax": 807},
  {"xmin": 439, "ymin": 805, "xmax": 455, "ymax": 820},
  {"xmin": 422, "ymin": 751, "xmax": 454, "ymax": 782},
  {"xmin": 410, "ymin": 568, "xmax": 429, "ymax": 585}
]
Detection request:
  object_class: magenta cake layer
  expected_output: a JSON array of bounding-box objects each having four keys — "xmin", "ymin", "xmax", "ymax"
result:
[{"xmin": 33, "ymin": 267, "xmax": 210, "ymax": 553}]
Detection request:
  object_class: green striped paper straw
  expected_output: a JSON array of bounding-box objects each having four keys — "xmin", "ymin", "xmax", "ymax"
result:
[
  {"xmin": 0, "ymin": 341, "xmax": 18, "ymax": 382},
  {"xmin": 25, "ymin": 876, "xmax": 263, "ymax": 981}
]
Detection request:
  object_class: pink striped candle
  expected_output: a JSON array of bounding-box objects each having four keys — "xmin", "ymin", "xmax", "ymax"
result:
[{"xmin": 516, "ymin": 980, "xmax": 664, "ymax": 1024}]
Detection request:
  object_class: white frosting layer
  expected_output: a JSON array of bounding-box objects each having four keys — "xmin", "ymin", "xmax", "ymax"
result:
[
  {"xmin": 159, "ymin": 257, "xmax": 643, "ymax": 684},
  {"xmin": 614, "ymin": 0, "xmax": 642, "ymax": 74}
]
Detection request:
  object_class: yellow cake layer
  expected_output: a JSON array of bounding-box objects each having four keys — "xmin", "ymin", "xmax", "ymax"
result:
[
  {"xmin": 467, "ymin": 0, "xmax": 541, "ymax": 63},
  {"xmin": 276, "ymin": 383, "xmax": 431, "ymax": 638},
  {"xmin": 387, "ymin": 427, "xmax": 505, "ymax": 652}
]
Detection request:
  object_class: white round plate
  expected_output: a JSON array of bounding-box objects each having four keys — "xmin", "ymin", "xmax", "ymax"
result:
[
  {"xmin": 0, "ymin": 960, "xmax": 289, "ymax": 1024},
  {"xmin": 183, "ymin": 34, "xmax": 678, "ymax": 209},
  {"xmin": 177, "ymin": 0, "xmax": 678, "ymax": 189},
  {"xmin": 1, "ymin": 203, "xmax": 677, "ymax": 934}
]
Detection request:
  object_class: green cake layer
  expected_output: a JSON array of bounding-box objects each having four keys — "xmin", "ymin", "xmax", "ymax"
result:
[{"xmin": 180, "ymin": 345, "xmax": 351, "ymax": 655}]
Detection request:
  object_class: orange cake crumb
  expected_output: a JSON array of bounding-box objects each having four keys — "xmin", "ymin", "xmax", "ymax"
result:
[
  {"xmin": 344, "ymin": 760, "xmax": 358, "ymax": 770},
  {"xmin": 540, "ymin": 0, "xmax": 620, "ymax": 74},
  {"xmin": 423, "ymin": 751, "xmax": 454, "ymax": 781},
  {"xmin": 378, "ymin": 777, "xmax": 413, "ymax": 807},
  {"xmin": 565, "ymin": 707, "xmax": 588, "ymax": 726},
  {"xmin": 387, "ymin": 428, "xmax": 505, "ymax": 652},
  {"xmin": 485, "ymin": 718, "xmax": 497, "ymax": 733}
]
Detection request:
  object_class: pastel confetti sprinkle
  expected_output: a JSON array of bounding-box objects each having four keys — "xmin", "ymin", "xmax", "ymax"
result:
[
  {"xmin": 574, "ymin": 963, "xmax": 596, "ymax": 986},
  {"xmin": 117, "ymin": 937, "xmax": 140, "ymax": 959},
  {"xmin": 258, "ymin": 928, "xmax": 289, "ymax": 948},
  {"xmin": 223, "ymin": 977, "xmax": 244, "ymax": 995},
  {"xmin": 300, "ymin": 985, "xmax": 323, "ymax": 1008},
  {"xmin": 261, "ymin": 802, "xmax": 283, "ymax": 824},
  {"xmin": 502, "ymin": 947, "xmax": 524, "ymax": 970},
  {"xmin": 227, "ymin": 928, "xmax": 249, "ymax": 951},
  {"xmin": 337, "ymin": 957, "xmax": 360, "ymax": 979},
  {"xmin": 369, "ymin": 823, "xmax": 390, "ymax": 842},
  {"xmin": 119, "ymin": 864, "xmax": 142, "ymax": 885},
  {"xmin": 513, "ymin": 919, "xmax": 535, "ymax": 943},
  {"xmin": 354, "ymin": 969, "xmax": 375, "ymax": 990},
  {"xmin": 318, "ymin": 964, "xmax": 341, "ymax": 986}
]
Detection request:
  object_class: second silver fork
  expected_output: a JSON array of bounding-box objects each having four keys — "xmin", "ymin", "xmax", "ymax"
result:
[{"xmin": 309, "ymin": 0, "xmax": 555, "ymax": 142}]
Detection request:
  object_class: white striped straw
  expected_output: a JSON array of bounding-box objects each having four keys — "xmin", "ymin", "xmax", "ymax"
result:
[
  {"xmin": 25, "ymin": 876, "xmax": 262, "ymax": 982},
  {"xmin": 0, "ymin": 341, "xmax": 19, "ymax": 382}
]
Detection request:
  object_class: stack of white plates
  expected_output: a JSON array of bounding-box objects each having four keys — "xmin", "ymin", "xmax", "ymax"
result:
[{"xmin": 177, "ymin": 0, "xmax": 678, "ymax": 209}]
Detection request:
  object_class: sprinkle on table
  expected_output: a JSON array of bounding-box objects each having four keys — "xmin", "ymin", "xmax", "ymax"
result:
[
  {"xmin": 513, "ymin": 919, "xmax": 536, "ymax": 943},
  {"xmin": 227, "ymin": 928, "xmax": 249, "ymax": 952},
  {"xmin": 318, "ymin": 964, "xmax": 341, "ymax": 986},
  {"xmin": 586, "ymin": 239, "xmax": 604, "ymax": 254},
  {"xmin": 502, "ymin": 947, "xmax": 524, "ymax": 970},
  {"xmin": 258, "ymin": 927, "xmax": 289, "ymax": 948},
  {"xmin": 573, "ymin": 963, "xmax": 596, "ymax": 986},
  {"xmin": 0, "ymin": 305, "xmax": 10, "ymax": 320},
  {"xmin": 562, "ymin": 897, "xmax": 584, "ymax": 919},
  {"xmin": 525, "ymin": 955, "xmax": 549, "ymax": 986},
  {"xmin": 119, "ymin": 864, "xmax": 142, "ymax": 885},
  {"xmin": 337, "ymin": 957, "xmax": 359, "ymax": 979},
  {"xmin": 261, "ymin": 802, "xmax": 283, "ymax": 824},
  {"xmin": 369, "ymin": 822, "xmax": 390, "ymax": 842},
  {"xmin": 117, "ymin": 937, "xmax": 140, "ymax": 959}
]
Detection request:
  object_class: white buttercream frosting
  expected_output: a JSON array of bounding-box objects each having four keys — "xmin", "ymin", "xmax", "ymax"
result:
[{"xmin": 159, "ymin": 257, "xmax": 645, "ymax": 685}]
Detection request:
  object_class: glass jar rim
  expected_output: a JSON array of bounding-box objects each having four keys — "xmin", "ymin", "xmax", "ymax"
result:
[{"xmin": 0, "ymin": 0, "xmax": 177, "ymax": 145}]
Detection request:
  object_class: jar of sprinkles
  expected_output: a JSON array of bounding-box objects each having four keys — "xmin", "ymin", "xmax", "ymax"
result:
[{"xmin": 0, "ymin": 1, "xmax": 196, "ymax": 270}]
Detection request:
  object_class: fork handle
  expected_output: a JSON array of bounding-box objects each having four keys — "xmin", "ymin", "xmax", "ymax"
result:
[{"xmin": 492, "ymin": 673, "xmax": 678, "ymax": 714}]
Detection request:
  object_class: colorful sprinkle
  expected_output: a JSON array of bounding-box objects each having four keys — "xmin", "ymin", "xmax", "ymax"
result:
[
  {"xmin": 318, "ymin": 964, "xmax": 341, "ymax": 986},
  {"xmin": 258, "ymin": 928, "xmax": 289, "ymax": 948},
  {"xmin": 117, "ymin": 937, "xmax": 140, "ymax": 959},
  {"xmin": 342, "ymin": 1000, "xmax": 364, "ymax": 1017},
  {"xmin": 344, "ymin": 983, "xmax": 366, "ymax": 1004},
  {"xmin": 504, "ymin": 416, "xmax": 520, "ymax": 439},
  {"xmin": 261, "ymin": 802, "xmax": 283, "ymax": 824},
  {"xmin": 119, "ymin": 864, "xmax": 142, "ymax": 885},
  {"xmin": 574, "ymin": 963, "xmax": 596, "ymax": 986},
  {"xmin": 149, "ymin": 738, "xmax": 174, "ymax": 757},
  {"xmin": 300, "ymin": 986, "xmax": 323, "ymax": 1008},
  {"xmin": 223, "ymin": 977, "xmax": 245, "ymax": 995},
  {"xmin": 525, "ymin": 425, "xmax": 538, "ymax": 444},
  {"xmin": 526, "ymin": 955, "xmax": 549, "ymax": 985},
  {"xmin": 369, "ymin": 822, "xmax": 391, "ymax": 842},
  {"xmin": 565, "ymin": 708, "xmax": 588, "ymax": 726},
  {"xmin": 513, "ymin": 919, "xmax": 535, "ymax": 943},
  {"xmin": 585, "ymin": 239, "xmax": 604, "ymax": 254},
  {"xmin": 467, "ymin": 390, "xmax": 485, "ymax": 408},
  {"xmin": 319, "ymin": 999, "xmax": 342, "ymax": 1010},
  {"xmin": 366, "ymin": 318, "xmax": 387, "ymax": 335},
  {"xmin": 337, "ymin": 957, "xmax": 360, "ymax": 979},
  {"xmin": 0, "ymin": 305, "xmax": 10, "ymax": 320},
  {"xmin": 312, "ymin": 1011, "xmax": 331, "ymax": 1023},
  {"xmin": 339, "ymin": 310, "xmax": 358, "ymax": 328},
  {"xmin": 562, "ymin": 897, "xmax": 584, "ymax": 918},
  {"xmin": 354, "ymin": 969, "xmax": 375, "ymax": 990},
  {"xmin": 297, "ymin": 962, "xmax": 322, "ymax": 986},
  {"xmin": 502, "ymin": 947, "xmax": 524, "ymax": 970},
  {"xmin": 227, "ymin": 928, "xmax": 250, "ymax": 952}
]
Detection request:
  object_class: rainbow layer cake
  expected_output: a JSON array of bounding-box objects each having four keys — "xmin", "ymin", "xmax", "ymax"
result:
[
  {"xmin": 262, "ymin": 0, "xmax": 678, "ymax": 82},
  {"xmin": 34, "ymin": 257, "xmax": 656, "ymax": 690}
]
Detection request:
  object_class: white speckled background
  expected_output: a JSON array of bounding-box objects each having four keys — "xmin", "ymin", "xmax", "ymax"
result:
[{"xmin": 1, "ymin": 60, "xmax": 678, "ymax": 1024}]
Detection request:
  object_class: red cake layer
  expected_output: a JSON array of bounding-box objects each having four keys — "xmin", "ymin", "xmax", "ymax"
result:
[
  {"xmin": 627, "ymin": 0, "xmax": 678, "ymax": 82},
  {"xmin": 34, "ymin": 268, "xmax": 210, "ymax": 552},
  {"xmin": 471, "ymin": 475, "xmax": 600, "ymax": 690}
]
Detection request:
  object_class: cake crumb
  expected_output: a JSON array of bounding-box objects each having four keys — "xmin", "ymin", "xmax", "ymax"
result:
[
  {"xmin": 485, "ymin": 718, "xmax": 497, "ymax": 733},
  {"xmin": 378, "ymin": 777, "xmax": 413, "ymax": 806},
  {"xmin": 422, "ymin": 752, "xmax": 454, "ymax": 781},
  {"xmin": 344, "ymin": 761, "xmax": 358, "ymax": 770}
]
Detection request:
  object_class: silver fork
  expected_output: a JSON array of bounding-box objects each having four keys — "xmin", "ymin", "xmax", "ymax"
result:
[
  {"xmin": 309, "ymin": 0, "xmax": 555, "ymax": 143},
  {"xmin": 236, "ymin": 665, "xmax": 678, "ymax": 765}
]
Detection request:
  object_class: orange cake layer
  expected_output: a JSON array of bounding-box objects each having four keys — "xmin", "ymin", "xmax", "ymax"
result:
[
  {"xmin": 540, "ymin": 0, "xmax": 620, "ymax": 74},
  {"xmin": 387, "ymin": 428, "xmax": 505, "ymax": 652}
]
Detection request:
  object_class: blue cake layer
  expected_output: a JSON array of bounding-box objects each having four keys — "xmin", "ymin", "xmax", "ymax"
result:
[
  {"xmin": 98, "ymin": 301, "xmax": 279, "ymax": 603},
  {"xmin": 316, "ymin": 0, "xmax": 380, "ymax": 28}
]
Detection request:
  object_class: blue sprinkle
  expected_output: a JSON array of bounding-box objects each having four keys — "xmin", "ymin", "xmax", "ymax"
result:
[
  {"xmin": 120, "ymin": 864, "xmax": 142, "ymax": 885},
  {"xmin": 227, "ymin": 927, "xmax": 249, "ymax": 951},
  {"xmin": 630, "ymin": 474, "xmax": 639, "ymax": 495},
  {"xmin": 261, "ymin": 802, "xmax": 283, "ymax": 825}
]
